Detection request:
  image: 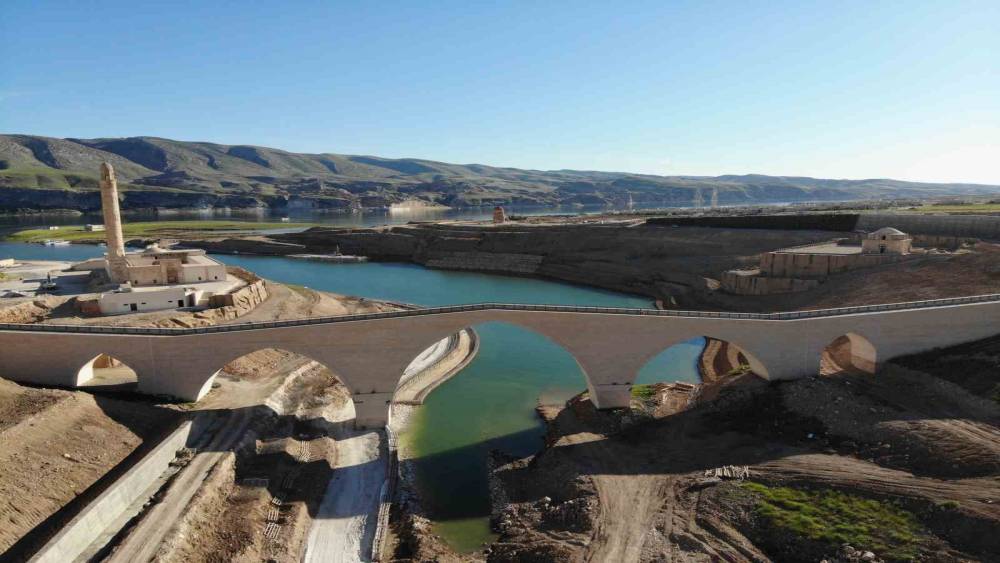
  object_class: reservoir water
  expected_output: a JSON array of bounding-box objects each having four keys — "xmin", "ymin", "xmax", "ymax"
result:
[{"xmin": 0, "ymin": 229, "xmax": 703, "ymax": 552}]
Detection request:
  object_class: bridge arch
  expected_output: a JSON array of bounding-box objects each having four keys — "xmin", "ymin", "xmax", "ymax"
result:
[
  {"xmin": 634, "ymin": 335, "xmax": 770, "ymax": 386},
  {"xmin": 215, "ymin": 346, "xmax": 353, "ymax": 393},
  {"xmin": 393, "ymin": 319, "xmax": 594, "ymax": 409},
  {"xmin": 76, "ymin": 353, "xmax": 139, "ymax": 390},
  {"xmin": 820, "ymin": 332, "xmax": 877, "ymax": 375}
]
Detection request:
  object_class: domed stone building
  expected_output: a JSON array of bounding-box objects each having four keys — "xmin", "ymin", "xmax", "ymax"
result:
[{"xmin": 862, "ymin": 227, "xmax": 912, "ymax": 255}]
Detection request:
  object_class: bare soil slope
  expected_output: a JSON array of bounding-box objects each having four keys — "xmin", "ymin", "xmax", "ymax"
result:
[
  {"xmin": 0, "ymin": 378, "xmax": 181, "ymax": 554},
  {"xmin": 487, "ymin": 339, "xmax": 1000, "ymax": 562}
]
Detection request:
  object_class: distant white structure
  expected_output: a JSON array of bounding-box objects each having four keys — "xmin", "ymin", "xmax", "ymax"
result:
[
  {"xmin": 84, "ymin": 224, "xmax": 105, "ymax": 232},
  {"xmin": 862, "ymin": 227, "xmax": 912, "ymax": 255}
]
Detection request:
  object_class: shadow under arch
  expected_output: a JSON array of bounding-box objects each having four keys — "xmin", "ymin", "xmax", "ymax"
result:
[
  {"xmin": 634, "ymin": 335, "xmax": 771, "ymax": 386},
  {"xmin": 213, "ymin": 347, "xmax": 357, "ymax": 419},
  {"xmin": 821, "ymin": 332, "xmax": 877, "ymax": 375},
  {"xmin": 76, "ymin": 353, "xmax": 139, "ymax": 392}
]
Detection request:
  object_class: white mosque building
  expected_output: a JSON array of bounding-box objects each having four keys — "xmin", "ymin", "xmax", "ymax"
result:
[{"xmin": 91, "ymin": 162, "xmax": 236, "ymax": 315}]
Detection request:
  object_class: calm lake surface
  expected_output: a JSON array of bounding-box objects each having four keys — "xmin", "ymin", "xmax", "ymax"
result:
[{"xmin": 0, "ymin": 210, "xmax": 703, "ymax": 551}]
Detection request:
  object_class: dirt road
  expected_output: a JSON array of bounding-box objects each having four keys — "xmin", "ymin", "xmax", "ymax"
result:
[
  {"xmin": 303, "ymin": 402, "xmax": 387, "ymax": 563},
  {"xmin": 105, "ymin": 408, "xmax": 252, "ymax": 562}
]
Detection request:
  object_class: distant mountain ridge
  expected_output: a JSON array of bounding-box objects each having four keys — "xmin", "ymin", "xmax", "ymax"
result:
[{"xmin": 1, "ymin": 133, "xmax": 997, "ymax": 213}]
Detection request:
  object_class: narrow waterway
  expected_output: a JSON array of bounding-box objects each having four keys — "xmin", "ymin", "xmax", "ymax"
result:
[{"xmin": 0, "ymin": 240, "xmax": 702, "ymax": 552}]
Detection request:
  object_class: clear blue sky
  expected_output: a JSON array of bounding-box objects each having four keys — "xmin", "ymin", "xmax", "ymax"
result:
[{"xmin": 2, "ymin": 1, "xmax": 998, "ymax": 183}]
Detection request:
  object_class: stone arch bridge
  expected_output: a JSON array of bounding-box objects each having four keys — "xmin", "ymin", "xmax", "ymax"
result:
[{"xmin": 2, "ymin": 294, "xmax": 998, "ymax": 428}]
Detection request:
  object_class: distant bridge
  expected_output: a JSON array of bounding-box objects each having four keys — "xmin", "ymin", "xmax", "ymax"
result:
[{"xmin": 2, "ymin": 293, "xmax": 999, "ymax": 427}]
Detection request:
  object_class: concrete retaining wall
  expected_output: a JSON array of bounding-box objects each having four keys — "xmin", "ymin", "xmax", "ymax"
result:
[
  {"xmin": 760, "ymin": 251, "xmax": 910, "ymax": 278},
  {"xmin": 208, "ymin": 279, "xmax": 267, "ymax": 310},
  {"xmin": 720, "ymin": 271, "xmax": 820, "ymax": 295},
  {"xmin": 29, "ymin": 417, "xmax": 207, "ymax": 563}
]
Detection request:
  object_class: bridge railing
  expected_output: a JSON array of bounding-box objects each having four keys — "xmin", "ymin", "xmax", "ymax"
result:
[{"xmin": 1, "ymin": 292, "xmax": 998, "ymax": 336}]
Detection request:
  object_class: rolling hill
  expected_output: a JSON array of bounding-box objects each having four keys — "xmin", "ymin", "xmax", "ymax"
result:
[{"xmin": 1, "ymin": 134, "xmax": 997, "ymax": 213}]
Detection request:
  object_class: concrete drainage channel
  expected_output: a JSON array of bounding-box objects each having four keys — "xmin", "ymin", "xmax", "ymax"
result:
[
  {"xmin": 26, "ymin": 413, "xmax": 214, "ymax": 563},
  {"xmin": 371, "ymin": 427, "xmax": 399, "ymax": 562},
  {"xmin": 27, "ymin": 361, "xmax": 319, "ymax": 563}
]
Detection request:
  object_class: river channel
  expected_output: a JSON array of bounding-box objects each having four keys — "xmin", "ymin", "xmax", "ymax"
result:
[{"xmin": 0, "ymin": 210, "xmax": 703, "ymax": 551}]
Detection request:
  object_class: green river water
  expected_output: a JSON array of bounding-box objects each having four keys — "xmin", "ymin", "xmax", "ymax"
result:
[{"xmin": 0, "ymin": 241, "xmax": 703, "ymax": 552}]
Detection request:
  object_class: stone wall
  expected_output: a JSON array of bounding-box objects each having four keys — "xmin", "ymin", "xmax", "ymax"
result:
[
  {"xmin": 720, "ymin": 270, "xmax": 820, "ymax": 295},
  {"xmin": 423, "ymin": 251, "xmax": 544, "ymax": 274},
  {"xmin": 208, "ymin": 279, "xmax": 268, "ymax": 312},
  {"xmin": 760, "ymin": 251, "xmax": 910, "ymax": 278}
]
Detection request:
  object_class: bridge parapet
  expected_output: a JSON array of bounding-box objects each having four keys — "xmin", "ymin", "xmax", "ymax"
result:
[{"xmin": 1, "ymin": 293, "xmax": 999, "ymax": 336}]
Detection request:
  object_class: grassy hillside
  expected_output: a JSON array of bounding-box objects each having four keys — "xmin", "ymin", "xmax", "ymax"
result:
[{"xmin": 2, "ymin": 134, "xmax": 998, "ymax": 212}]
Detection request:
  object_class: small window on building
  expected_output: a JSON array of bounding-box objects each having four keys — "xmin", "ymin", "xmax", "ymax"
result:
[
  {"xmin": 198, "ymin": 277, "xmax": 202, "ymax": 281},
  {"xmin": 214, "ymin": 276, "xmax": 219, "ymax": 280},
  {"xmin": 129, "ymin": 303, "xmax": 138, "ymax": 312}
]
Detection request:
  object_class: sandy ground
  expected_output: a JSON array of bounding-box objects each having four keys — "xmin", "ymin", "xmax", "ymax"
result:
[{"xmin": 303, "ymin": 401, "xmax": 386, "ymax": 563}]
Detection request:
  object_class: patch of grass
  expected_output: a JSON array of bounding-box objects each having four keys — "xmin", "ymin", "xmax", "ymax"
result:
[
  {"xmin": 0, "ymin": 167, "xmax": 83, "ymax": 189},
  {"xmin": 742, "ymin": 482, "xmax": 931, "ymax": 561},
  {"xmin": 5, "ymin": 220, "xmax": 315, "ymax": 243},
  {"xmin": 723, "ymin": 363, "xmax": 752, "ymax": 377},
  {"xmin": 631, "ymin": 384, "xmax": 656, "ymax": 399}
]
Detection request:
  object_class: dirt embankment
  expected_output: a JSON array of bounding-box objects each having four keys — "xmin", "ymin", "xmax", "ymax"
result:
[
  {"xmin": 479, "ymin": 334, "xmax": 1000, "ymax": 562},
  {"xmin": 0, "ymin": 378, "xmax": 182, "ymax": 556}
]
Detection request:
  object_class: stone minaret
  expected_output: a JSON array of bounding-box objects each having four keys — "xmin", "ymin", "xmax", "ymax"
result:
[{"xmin": 100, "ymin": 162, "xmax": 129, "ymax": 283}]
